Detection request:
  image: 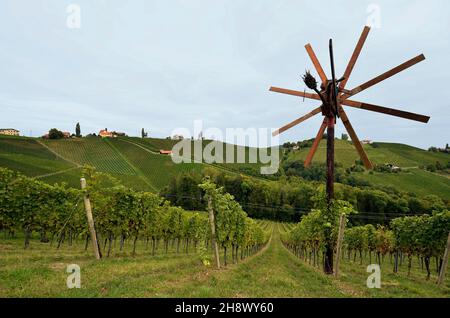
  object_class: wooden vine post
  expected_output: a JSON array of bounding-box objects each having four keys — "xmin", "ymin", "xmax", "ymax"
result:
[
  {"xmin": 207, "ymin": 195, "xmax": 221, "ymax": 269},
  {"xmin": 437, "ymin": 232, "xmax": 450, "ymax": 286},
  {"xmin": 80, "ymin": 178, "xmax": 101, "ymax": 260},
  {"xmin": 334, "ymin": 213, "xmax": 346, "ymax": 277}
]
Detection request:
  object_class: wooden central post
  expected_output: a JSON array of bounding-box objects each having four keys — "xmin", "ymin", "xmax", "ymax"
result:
[
  {"xmin": 323, "ymin": 115, "xmax": 335, "ymax": 274},
  {"xmin": 326, "ymin": 116, "xmax": 335, "ymax": 204}
]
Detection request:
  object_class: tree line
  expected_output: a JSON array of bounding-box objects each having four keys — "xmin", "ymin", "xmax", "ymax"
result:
[{"xmin": 161, "ymin": 169, "xmax": 449, "ymax": 223}]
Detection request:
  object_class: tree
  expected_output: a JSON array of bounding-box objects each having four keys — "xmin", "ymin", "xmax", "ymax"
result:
[
  {"xmin": 141, "ymin": 128, "xmax": 148, "ymax": 138},
  {"xmin": 341, "ymin": 133, "xmax": 349, "ymax": 141},
  {"xmin": 75, "ymin": 123, "xmax": 81, "ymax": 137},
  {"xmin": 48, "ymin": 128, "xmax": 64, "ymax": 140}
]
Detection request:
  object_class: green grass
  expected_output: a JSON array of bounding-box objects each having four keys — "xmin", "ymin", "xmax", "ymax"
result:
[
  {"xmin": 287, "ymin": 140, "xmax": 449, "ymax": 168},
  {"xmin": 1, "ymin": 223, "xmax": 447, "ymax": 298},
  {"xmin": 0, "ymin": 136, "xmax": 75, "ymax": 177},
  {"xmin": 336, "ymin": 250, "xmax": 450, "ymax": 298},
  {"xmin": 357, "ymin": 168, "xmax": 450, "ymax": 199},
  {"xmin": 286, "ymin": 139, "xmax": 450, "ymax": 199},
  {"xmin": 366, "ymin": 142, "xmax": 449, "ymax": 167},
  {"xmin": 287, "ymin": 139, "xmax": 360, "ymax": 167}
]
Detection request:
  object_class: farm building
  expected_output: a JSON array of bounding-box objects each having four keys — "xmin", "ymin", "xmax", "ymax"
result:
[
  {"xmin": 99, "ymin": 129, "xmax": 113, "ymax": 138},
  {"xmin": 0, "ymin": 128, "xmax": 20, "ymax": 136},
  {"xmin": 171, "ymin": 134, "xmax": 184, "ymax": 140},
  {"xmin": 112, "ymin": 131, "xmax": 126, "ymax": 137},
  {"xmin": 159, "ymin": 150, "xmax": 173, "ymax": 155},
  {"xmin": 99, "ymin": 129, "xmax": 126, "ymax": 138},
  {"xmin": 386, "ymin": 163, "xmax": 401, "ymax": 171}
]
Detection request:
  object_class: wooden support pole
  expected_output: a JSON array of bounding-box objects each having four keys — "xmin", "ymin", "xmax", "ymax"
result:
[
  {"xmin": 80, "ymin": 178, "xmax": 101, "ymax": 260},
  {"xmin": 326, "ymin": 116, "xmax": 335, "ymax": 204},
  {"xmin": 207, "ymin": 196, "xmax": 220, "ymax": 269},
  {"xmin": 334, "ymin": 213, "xmax": 346, "ymax": 277},
  {"xmin": 323, "ymin": 116, "xmax": 335, "ymax": 275},
  {"xmin": 437, "ymin": 232, "xmax": 450, "ymax": 286}
]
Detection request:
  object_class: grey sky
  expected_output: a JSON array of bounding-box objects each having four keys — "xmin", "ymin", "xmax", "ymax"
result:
[{"xmin": 0, "ymin": 0, "xmax": 448, "ymax": 149}]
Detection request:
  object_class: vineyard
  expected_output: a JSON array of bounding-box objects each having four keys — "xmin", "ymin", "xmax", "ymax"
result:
[
  {"xmin": 1, "ymin": 136, "xmax": 449, "ymax": 200},
  {"xmin": 0, "ymin": 167, "xmax": 269, "ymax": 266},
  {"xmin": 0, "ymin": 138, "xmax": 449, "ymax": 297},
  {"xmin": 0, "ymin": 164, "xmax": 448, "ymax": 297},
  {"xmin": 0, "ymin": 136, "xmax": 75, "ymax": 177},
  {"xmin": 281, "ymin": 194, "xmax": 450, "ymax": 283},
  {"xmin": 108, "ymin": 138, "xmax": 204, "ymax": 191},
  {"xmin": 41, "ymin": 138, "xmax": 136, "ymax": 175}
]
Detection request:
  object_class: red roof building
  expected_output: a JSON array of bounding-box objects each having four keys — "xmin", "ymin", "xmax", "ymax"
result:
[
  {"xmin": 159, "ymin": 150, "xmax": 173, "ymax": 155},
  {"xmin": 99, "ymin": 129, "xmax": 113, "ymax": 138}
]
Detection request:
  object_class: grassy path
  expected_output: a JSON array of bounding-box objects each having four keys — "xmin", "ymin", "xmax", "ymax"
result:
[
  {"xmin": 34, "ymin": 166, "xmax": 81, "ymax": 179},
  {"xmin": 153, "ymin": 224, "xmax": 348, "ymax": 297}
]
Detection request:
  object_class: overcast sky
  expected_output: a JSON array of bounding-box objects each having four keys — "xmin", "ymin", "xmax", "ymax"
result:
[{"xmin": 0, "ymin": 0, "xmax": 448, "ymax": 149}]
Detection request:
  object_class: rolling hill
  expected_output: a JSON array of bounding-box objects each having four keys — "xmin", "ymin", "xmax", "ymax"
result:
[
  {"xmin": 284, "ymin": 139, "xmax": 450, "ymax": 198},
  {"xmin": 285, "ymin": 139, "xmax": 449, "ymax": 168},
  {"xmin": 0, "ymin": 135, "xmax": 448, "ymax": 199},
  {"xmin": 0, "ymin": 135, "xmax": 266, "ymax": 191}
]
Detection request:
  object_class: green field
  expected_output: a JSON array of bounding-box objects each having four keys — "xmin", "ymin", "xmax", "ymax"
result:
[
  {"xmin": 286, "ymin": 139, "xmax": 449, "ymax": 168},
  {"xmin": 0, "ymin": 136, "xmax": 273, "ymax": 192},
  {"xmin": 0, "ymin": 136, "xmax": 449, "ymax": 198},
  {"xmin": 358, "ymin": 168, "xmax": 450, "ymax": 198},
  {"xmin": 0, "ymin": 136, "xmax": 76, "ymax": 178},
  {"xmin": 0, "ymin": 223, "xmax": 447, "ymax": 297},
  {"xmin": 286, "ymin": 139, "xmax": 450, "ymax": 199}
]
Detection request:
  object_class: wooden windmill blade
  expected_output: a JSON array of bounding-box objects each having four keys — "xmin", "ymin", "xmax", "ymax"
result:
[
  {"xmin": 340, "ymin": 99, "xmax": 430, "ymax": 123},
  {"xmin": 304, "ymin": 118, "xmax": 328, "ymax": 167},
  {"xmin": 326, "ymin": 28, "xmax": 373, "ymax": 169},
  {"xmin": 339, "ymin": 26, "xmax": 371, "ymax": 91},
  {"xmin": 269, "ymin": 87, "xmax": 322, "ymax": 101},
  {"xmin": 300, "ymin": 43, "xmax": 330, "ymax": 163},
  {"xmin": 305, "ymin": 43, "xmax": 328, "ymax": 84},
  {"xmin": 342, "ymin": 54, "xmax": 426, "ymax": 99},
  {"xmin": 272, "ymin": 107, "xmax": 322, "ymax": 136},
  {"xmin": 338, "ymin": 107, "xmax": 373, "ymax": 169}
]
